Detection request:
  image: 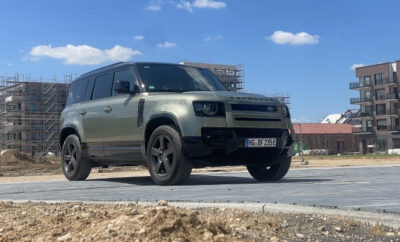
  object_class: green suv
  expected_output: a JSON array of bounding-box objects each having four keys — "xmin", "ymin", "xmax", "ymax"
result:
[{"xmin": 60, "ymin": 62, "xmax": 295, "ymax": 185}]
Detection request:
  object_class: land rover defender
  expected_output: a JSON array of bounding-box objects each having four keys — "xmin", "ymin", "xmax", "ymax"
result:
[{"xmin": 60, "ymin": 62, "xmax": 295, "ymax": 185}]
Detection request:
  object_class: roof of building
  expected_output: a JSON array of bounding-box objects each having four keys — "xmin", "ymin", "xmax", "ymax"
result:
[
  {"xmin": 321, "ymin": 114, "xmax": 342, "ymax": 124},
  {"xmin": 293, "ymin": 123, "xmax": 353, "ymax": 134}
]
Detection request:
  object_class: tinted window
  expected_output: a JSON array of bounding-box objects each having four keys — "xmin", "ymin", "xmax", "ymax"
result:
[
  {"xmin": 112, "ymin": 68, "xmax": 135, "ymax": 96},
  {"xmin": 92, "ymin": 73, "xmax": 113, "ymax": 100},
  {"xmin": 83, "ymin": 78, "xmax": 95, "ymax": 101},
  {"xmin": 66, "ymin": 79, "xmax": 88, "ymax": 105},
  {"xmin": 136, "ymin": 64, "xmax": 227, "ymax": 92}
]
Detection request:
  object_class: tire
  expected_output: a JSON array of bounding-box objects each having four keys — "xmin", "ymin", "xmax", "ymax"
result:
[
  {"xmin": 247, "ymin": 156, "xmax": 291, "ymax": 181},
  {"xmin": 146, "ymin": 125, "xmax": 192, "ymax": 185},
  {"xmin": 61, "ymin": 134, "xmax": 91, "ymax": 181}
]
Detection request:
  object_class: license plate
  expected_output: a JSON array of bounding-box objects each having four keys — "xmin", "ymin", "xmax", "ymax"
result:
[{"xmin": 245, "ymin": 138, "xmax": 276, "ymax": 148}]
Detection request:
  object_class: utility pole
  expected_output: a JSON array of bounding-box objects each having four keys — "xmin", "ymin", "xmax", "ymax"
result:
[{"xmin": 299, "ymin": 123, "xmax": 309, "ymax": 165}]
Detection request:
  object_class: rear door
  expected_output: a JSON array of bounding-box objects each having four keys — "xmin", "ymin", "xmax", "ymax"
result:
[
  {"xmin": 102, "ymin": 67, "xmax": 144, "ymax": 163},
  {"xmin": 82, "ymin": 72, "xmax": 114, "ymax": 160}
]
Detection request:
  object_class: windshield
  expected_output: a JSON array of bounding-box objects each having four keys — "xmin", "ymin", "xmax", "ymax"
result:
[{"xmin": 136, "ymin": 64, "xmax": 228, "ymax": 92}]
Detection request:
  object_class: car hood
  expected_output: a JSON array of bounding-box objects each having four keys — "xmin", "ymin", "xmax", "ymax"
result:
[{"xmin": 184, "ymin": 91, "xmax": 282, "ymax": 104}]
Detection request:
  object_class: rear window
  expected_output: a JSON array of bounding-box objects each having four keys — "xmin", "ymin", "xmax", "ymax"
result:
[
  {"xmin": 66, "ymin": 79, "xmax": 88, "ymax": 106},
  {"xmin": 92, "ymin": 73, "xmax": 113, "ymax": 100}
]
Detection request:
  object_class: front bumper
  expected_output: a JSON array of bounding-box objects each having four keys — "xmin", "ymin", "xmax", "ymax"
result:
[{"xmin": 182, "ymin": 127, "xmax": 295, "ymax": 167}]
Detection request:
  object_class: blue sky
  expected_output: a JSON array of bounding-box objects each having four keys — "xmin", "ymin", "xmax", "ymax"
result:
[{"xmin": 1, "ymin": 0, "xmax": 400, "ymax": 122}]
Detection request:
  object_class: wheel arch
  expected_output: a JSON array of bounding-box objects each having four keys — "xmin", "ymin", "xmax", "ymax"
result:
[
  {"xmin": 144, "ymin": 114, "xmax": 181, "ymax": 149},
  {"xmin": 59, "ymin": 125, "xmax": 81, "ymax": 148}
]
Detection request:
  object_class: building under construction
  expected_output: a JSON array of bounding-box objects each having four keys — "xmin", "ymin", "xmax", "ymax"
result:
[
  {"xmin": 181, "ymin": 62, "xmax": 244, "ymax": 92},
  {"xmin": 0, "ymin": 75, "xmax": 69, "ymax": 156}
]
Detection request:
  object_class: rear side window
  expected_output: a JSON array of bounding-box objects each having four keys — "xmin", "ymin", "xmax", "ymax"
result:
[
  {"xmin": 83, "ymin": 78, "xmax": 95, "ymax": 101},
  {"xmin": 112, "ymin": 68, "xmax": 135, "ymax": 96},
  {"xmin": 66, "ymin": 79, "xmax": 88, "ymax": 105},
  {"xmin": 92, "ymin": 73, "xmax": 113, "ymax": 100}
]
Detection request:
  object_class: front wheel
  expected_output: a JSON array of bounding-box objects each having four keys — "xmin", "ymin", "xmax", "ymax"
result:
[
  {"xmin": 61, "ymin": 134, "xmax": 91, "ymax": 181},
  {"xmin": 247, "ymin": 156, "xmax": 291, "ymax": 181},
  {"xmin": 146, "ymin": 125, "xmax": 192, "ymax": 185}
]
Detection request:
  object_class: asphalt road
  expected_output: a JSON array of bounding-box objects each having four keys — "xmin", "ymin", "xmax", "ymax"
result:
[{"xmin": 1, "ymin": 165, "xmax": 399, "ymax": 214}]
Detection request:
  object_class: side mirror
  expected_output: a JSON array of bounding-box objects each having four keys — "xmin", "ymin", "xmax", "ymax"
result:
[{"xmin": 114, "ymin": 80, "xmax": 131, "ymax": 94}]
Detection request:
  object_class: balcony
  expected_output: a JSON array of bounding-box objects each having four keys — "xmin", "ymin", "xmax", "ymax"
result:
[
  {"xmin": 375, "ymin": 77, "xmax": 398, "ymax": 86},
  {"xmin": 359, "ymin": 112, "xmax": 373, "ymax": 118},
  {"xmin": 377, "ymin": 125, "xmax": 388, "ymax": 131},
  {"xmin": 376, "ymin": 93, "xmax": 399, "ymax": 101},
  {"xmin": 349, "ymin": 82, "xmax": 372, "ymax": 90},
  {"xmin": 350, "ymin": 97, "xmax": 372, "ymax": 104},
  {"xmin": 352, "ymin": 127, "xmax": 373, "ymax": 133}
]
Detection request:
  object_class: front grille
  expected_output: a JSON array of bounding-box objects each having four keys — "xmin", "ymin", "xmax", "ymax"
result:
[
  {"xmin": 231, "ymin": 104, "xmax": 278, "ymax": 112},
  {"xmin": 234, "ymin": 128, "xmax": 284, "ymax": 138}
]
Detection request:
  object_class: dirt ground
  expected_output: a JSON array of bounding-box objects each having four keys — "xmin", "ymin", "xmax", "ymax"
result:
[{"xmin": 0, "ymin": 201, "xmax": 399, "ymax": 242}]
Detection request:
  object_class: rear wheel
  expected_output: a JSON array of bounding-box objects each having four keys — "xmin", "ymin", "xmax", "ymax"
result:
[
  {"xmin": 146, "ymin": 125, "xmax": 192, "ymax": 185},
  {"xmin": 61, "ymin": 134, "xmax": 91, "ymax": 181},
  {"xmin": 247, "ymin": 156, "xmax": 291, "ymax": 181}
]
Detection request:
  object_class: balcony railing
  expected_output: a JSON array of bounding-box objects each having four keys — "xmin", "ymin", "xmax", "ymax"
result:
[
  {"xmin": 377, "ymin": 125, "xmax": 388, "ymax": 131},
  {"xmin": 349, "ymin": 82, "xmax": 372, "ymax": 89},
  {"xmin": 350, "ymin": 97, "xmax": 372, "ymax": 104},
  {"xmin": 359, "ymin": 112, "xmax": 373, "ymax": 117},
  {"xmin": 352, "ymin": 127, "xmax": 373, "ymax": 133},
  {"xmin": 375, "ymin": 77, "xmax": 398, "ymax": 86},
  {"xmin": 376, "ymin": 93, "xmax": 399, "ymax": 100},
  {"xmin": 375, "ymin": 77, "xmax": 389, "ymax": 86}
]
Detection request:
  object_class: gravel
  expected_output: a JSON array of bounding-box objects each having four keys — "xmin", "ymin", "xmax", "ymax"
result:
[{"xmin": 0, "ymin": 201, "xmax": 399, "ymax": 241}]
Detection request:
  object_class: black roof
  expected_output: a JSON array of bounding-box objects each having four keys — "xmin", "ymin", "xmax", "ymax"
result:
[
  {"xmin": 77, "ymin": 62, "xmax": 207, "ymax": 80},
  {"xmin": 79, "ymin": 62, "xmax": 134, "ymax": 78}
]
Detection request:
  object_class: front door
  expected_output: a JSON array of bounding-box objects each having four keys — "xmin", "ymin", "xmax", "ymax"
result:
[
  {"xmin": 336, "ymin": 141, "xmax": 344, "ymax": 153},
  {"xmin": 102, "ymin": 68, "xmax": 144, "ymax": 164}
]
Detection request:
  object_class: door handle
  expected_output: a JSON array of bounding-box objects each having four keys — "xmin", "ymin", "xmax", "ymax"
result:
[
  {"xmin": 80, "ymin": 109, "xmax": 87, "ymax": 115},
  {"xmin": 104, "ymin": 106, "xmax": 112, "ymax": 113}
]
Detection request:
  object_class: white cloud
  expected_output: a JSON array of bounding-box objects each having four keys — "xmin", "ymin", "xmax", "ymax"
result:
[
  {"xmin": 146, "ymin": 0, "xmax": 164, "ymax": 11},
  {"xmin": 350, "ymin": 63, "xmax": 364, "ymax": 70},
  {"xmin": 134, "ymin": 35, "xmax": 144, "ymax": 40},
  {"xmin": 192, "ymin": 0, "xmax": 226, "ymax": 9},
  {"xmin": 26, "ymin": 44, "xmax": 142, "ymax": 65},
  {"xmin": 204, "ymin": 35, "xmax": 223, "ymax": 42},
  {"xmin": 177, "ymin": 1, "xmax": 193, "ymax": 12},
  {"xmin": 177, "ymin": 0, "xmax": 226, "ymax": 12},
  {"xmin": 157, "ymin": 42, "xmax": 177, "ymax": 48},
  {"xmin": 268, "ymin": 30, "xmax": 320, "ymax": 45},
  {"xmin": 292, "ymin": 117, "xmax": 311, "ymax": 123}
]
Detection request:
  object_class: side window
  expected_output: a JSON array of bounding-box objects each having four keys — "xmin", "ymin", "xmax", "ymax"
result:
[
  {"xmin": 83, "ymin": 78, "xmax": 95, "ymax": 101},
  {"xmin": 112, "ymin": 69, "xmax": 135, "ymax": 96},
  {"xmin": 92, "ymin": 73, "xmax": 113, "ymax": 100},
  {"xmin": 66, "ymin": 79, "xmax": 87, "ymax": 106}
]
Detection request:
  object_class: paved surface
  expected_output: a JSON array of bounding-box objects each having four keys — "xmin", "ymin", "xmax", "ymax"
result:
[{"xmin": 1, "ymin": 165, "xmax": 400, "ymax": 214}]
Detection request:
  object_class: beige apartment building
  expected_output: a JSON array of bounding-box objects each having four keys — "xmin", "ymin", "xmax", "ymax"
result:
[{"xmin": 350, "ymin": 61, "xmax": 400, "ymax": 153}]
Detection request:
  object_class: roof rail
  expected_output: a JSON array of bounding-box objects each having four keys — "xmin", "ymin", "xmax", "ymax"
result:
[{"xmin": 80, "ymin": 62, "xmax": 126, "ymax": 78}]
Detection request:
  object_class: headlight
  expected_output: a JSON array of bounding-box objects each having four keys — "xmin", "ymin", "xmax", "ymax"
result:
[{"xmin": 193, "ymin": 101, "xmax": 225, "ymax": 117}]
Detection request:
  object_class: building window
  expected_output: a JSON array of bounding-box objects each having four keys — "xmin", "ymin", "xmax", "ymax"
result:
[
  {"xmin": 376, "ymin": 104, "xmax": 386, "ymax": 115},
  {"xmin": 377, "ymin": 119, "xmax": 387, "ymax": 130},
  {"xmin": 364, "ymin": 76, "xmax": 371, "ymax": 86},
  {"xmin": 366, "ymin": 120, "xmax": 373, "ymax": 131},
  {"xmin": 375, "ymin": 73, "xmax": 384, "ymax": 85},
  {"xmin": 363, "ymin": 90, "xmax": 371, "ymax": 100},
  {"xmin": 375, "ymin": 89, "xmax": 385, "ymax": 100}
]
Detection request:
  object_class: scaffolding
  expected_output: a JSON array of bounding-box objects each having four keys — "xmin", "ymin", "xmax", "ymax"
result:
[
  {"xmin": 180, "ymin": 62, "xmax": 244, "ymax": 92},
  {"xmin": 0, "ymin": 74, "xmax": 70, "ymax": 156}
]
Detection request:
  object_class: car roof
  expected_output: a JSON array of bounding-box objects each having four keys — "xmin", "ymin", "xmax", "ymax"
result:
[{"xmin": 77, "ymin": 61, "xmax": 203, "ymax": 80}]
